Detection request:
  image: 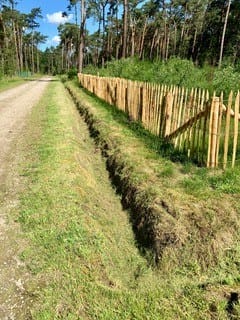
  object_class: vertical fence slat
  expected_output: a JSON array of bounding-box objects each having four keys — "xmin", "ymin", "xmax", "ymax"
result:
[
  {"xmin": 215, "ymin": 92, "xmax": 223, "ymax": 167},
  {"xmin": 190, "ymin": 88, "xmax": 198, "ymax": 157},
  {"xmin": 207, "ymin": 93, "xmax": 215, "ymax": 167},
  {"xmin": 223, "ymin": 91, "xmax": 232, "ymax": 169},
  {"xmin": 207, "ymin": 95, "xmax": 220, "ymax": 168},
  {"xmin": 155, "ymin": 85, "xmax": 161, "ymax": 135},
  {"xmin": 196, "ymin": 89, "xmax": 205, "ymax": 162},
  {"xmin": 232, "ymin": 91, "xmax": 239, "ymax": 167},
  {"xmin": 174, "ymin": 87, "xmax": 184, "ymax": 148},
  {"xmin": 164, "ymin": 92, "xmax": 174, "ymax": 137}
]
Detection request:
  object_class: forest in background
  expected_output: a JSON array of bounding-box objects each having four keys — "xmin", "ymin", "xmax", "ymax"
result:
[{"xmin": 0, "ymin": 0, "xmax": 240, "ymax": 81}]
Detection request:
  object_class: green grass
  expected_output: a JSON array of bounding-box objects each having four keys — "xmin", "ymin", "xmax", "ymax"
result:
[
  {"xmin": 0, "ymin": 76, "xmax": 26, "ymax": 91},
  {"xmin": 0, "ymin": 75, "xmax": 44, "ymax": 92},
  {"xmin": 16, "ymin": 79, "xmax": 240, "ymax": 319}
]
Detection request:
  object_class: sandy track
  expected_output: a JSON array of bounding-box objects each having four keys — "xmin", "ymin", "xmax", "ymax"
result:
[
  {"xmin": 0, "ymin": 79, "xmax": 51, "ymax": 166},
  {"xmin": 0, "ymin": 78, "xmax": 51, "ymax": 319}
]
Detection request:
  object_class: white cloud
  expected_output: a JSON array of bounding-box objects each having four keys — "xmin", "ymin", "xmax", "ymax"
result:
[
  {"xmin": 52, "ymin": 35, "xmax": 61, "ymax": 44},
  {"xmin": 45, "ymin": 36, "xmax": 61, "ymax": 47},
  {"xmin": 46, "ymin": 11, "xmax": 73, "ymax": 24}
]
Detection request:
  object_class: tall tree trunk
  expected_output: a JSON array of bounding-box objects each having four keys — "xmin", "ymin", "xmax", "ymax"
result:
[
  {"xmin": 78, "ymin": 0, "xmax": 86, "ymax": 72},
  {"xmin": 191, "ymin": 28, "xmax": 198, "ymax": 58},
  {"xmin": 13, "ymin": 20, "xmax": 20, "ymax": 72},
  {"xmin": 139, "ymin": 19, "xmax": 147, "ymax": 59},
  {"xmin": 131, "ymin": 27, "xmax": 135, "ymax": 57},
  {"xmin": 101, "ymin": 4, "xmax": 106, "ymax": 59},
  {"xmin": 31, "ymin": 32, "xmax": 35, "ymax": 73},
  {"xmin": 107, "ymin": 27, "xmax": 110, "ymax": 60},
  {"xmin": 24, "ymin": 45, "xmax": 28, "ymax": 71},
  {"xmin": 51, "ymin": 54, "xmax": 54, "ymax": 74},
  {"xmin": 173, "ymin": 22, "xmax": 177, "ymax": 56},
  {"xmin": 19, "ymin": 28, "xmax": 23, "ymax": 71},
  {"xmin": 150, "ymin": 29, "xmax": 158, "ymax": 60},
  {"xmin": 0, "ymin": 14, "xmax": 5, "ymax": 51},
  {"xmin": 165, "ymin": 30, "xmax": 170, "ymax": 60},
  {"xmin": 37, "ymin": 49, "xmax": 39, "ymax": 73},
  {"xmin": 28, "ymin": 46, "xmax": 32, "ymax": 71},
  {"xmin": 178, "ymin": 5, "xmax": 188, "ymax": 57},
  {"xmin": 156, "ymin": 32, "xmax": 161, "ymax": 60},
  {"xmin": 122, "ymin": 0, "xmax": 128, "ymax": 58},
  {"xmin": 219, "ymin": 0, "xmax": 231, "ymax": 68},
  {"xmin": 31, "ymin": 44, "xmax": 34, "ymax": 72},
  {"xmin": 61, "ymin": 45, "xmax": 64, "ymax": 71}
]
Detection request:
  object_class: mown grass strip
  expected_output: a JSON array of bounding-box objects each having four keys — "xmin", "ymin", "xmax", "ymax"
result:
[{"xmin": 17, "ymin": 79, "xmax": 173, "ymax": 319}]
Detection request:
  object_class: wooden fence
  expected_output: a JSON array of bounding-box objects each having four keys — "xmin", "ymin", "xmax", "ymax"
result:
[{"xmin": 78, "ymin": 73, "xmax": 240, "ymax": 169}]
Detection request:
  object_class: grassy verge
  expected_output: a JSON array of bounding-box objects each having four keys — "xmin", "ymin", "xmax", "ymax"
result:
[
  {"xmin": 18, "ymin": 79, "xmax": 239, "ymax": 319},
  {"xmin": 0, "ymin": 77, "xmax": 26, "ymax": 91},
  {"xmin": 0, "ymin": 75, "xmax": 44, "ymax": 92}
]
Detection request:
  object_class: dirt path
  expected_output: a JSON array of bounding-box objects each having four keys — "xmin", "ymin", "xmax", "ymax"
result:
[{"xmin": 0, "ymin": 78, "xmax": 51, "ymax": 319}]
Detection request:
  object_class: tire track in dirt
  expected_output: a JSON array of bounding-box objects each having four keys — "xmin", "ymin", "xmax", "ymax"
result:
[{"xmin": 0, "ymin": 78, "xmax": 51, "ymax": 319}]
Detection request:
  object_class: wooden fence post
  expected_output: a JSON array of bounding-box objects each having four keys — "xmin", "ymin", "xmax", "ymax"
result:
[
  {"xmin": 125, "ymin": 84, "xmax": 128, "ymax": 114},
  {"xmin": 223, "ymin": 91, "xmax": 232, "ymax": 169},
  {"xmin": 232, "ymin": 91, "xmax": 239, "ymax": 168},
  {"xmin": 138, "ymin": 86, "xmax": 143, "ymax": 122},
  {"xmin": 215, "ymin": 92, "xmax": 223, "ymax": 167},
  {"xmin": 207, "ymin": 96, "xmax": 220, "ymax": 168},
  {"xmin": 164, "ymin": 92, "xmax": 174, "ymax": 137}
]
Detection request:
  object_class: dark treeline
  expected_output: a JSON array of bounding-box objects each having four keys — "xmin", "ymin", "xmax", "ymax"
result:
[{"xmin": 0, "ymin": 0, "xmax": 239, "ymax": 75}]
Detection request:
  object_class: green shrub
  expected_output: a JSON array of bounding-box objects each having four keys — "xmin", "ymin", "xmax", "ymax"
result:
[
  {"xmin": 83, "ymin": 57, "xmax": 210, "ymax": 89},
  {"xmin": 83, "ymin": 64, "xmax": 99, "ymax": 75},
  {"xmin": 67, "ymin": 67, "xmax": 78, "ymax": 79},
  {"xmin": 83, "ymin": 57, "xmax": 240, "ymax": 96},
  {"xmin": 212, "ymin": 66, "xmax": 240, "ymax": 96},
  {"xmin": 60, "ymin": 74, "xmax": 68, "ymax": 83}
]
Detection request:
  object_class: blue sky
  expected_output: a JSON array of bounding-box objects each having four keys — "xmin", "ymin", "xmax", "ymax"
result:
[{"xmin": 17, "ymin": 0, "xmax": 96, "ymax": 50}]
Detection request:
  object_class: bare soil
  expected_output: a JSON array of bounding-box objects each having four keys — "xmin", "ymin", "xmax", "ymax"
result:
[{"xmin": 0, "ymin": 78, "xmax": 51, "ymax": 319}]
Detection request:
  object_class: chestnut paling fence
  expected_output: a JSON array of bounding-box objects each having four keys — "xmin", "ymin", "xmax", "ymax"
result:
[{"xmin": 78, "ymin": 73, "xmax": 240, "ymax": 169}]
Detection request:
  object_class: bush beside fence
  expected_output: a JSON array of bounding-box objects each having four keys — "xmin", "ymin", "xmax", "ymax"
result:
[{"xmin": 78, "ymin": 73, "xmax": 240, "ymax": 168}]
